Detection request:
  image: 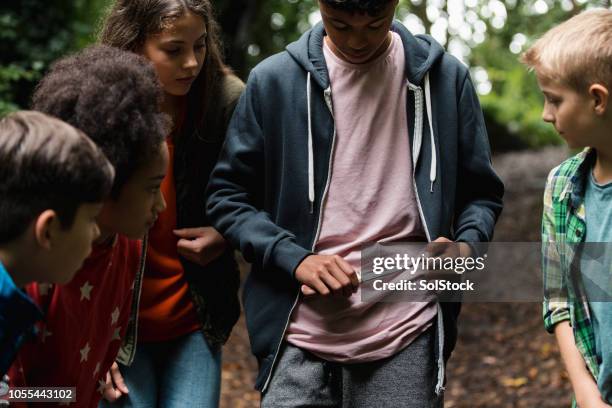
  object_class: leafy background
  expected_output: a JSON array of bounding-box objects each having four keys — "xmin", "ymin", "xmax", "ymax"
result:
[{"xmin": 1, "ymin": 0, "xmax": 610, "ymax": 150}]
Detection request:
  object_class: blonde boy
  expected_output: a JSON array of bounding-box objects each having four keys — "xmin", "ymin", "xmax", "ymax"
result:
[{"xmin": 523, "ymin": 9, "xmax": 612, "ymax": 408}]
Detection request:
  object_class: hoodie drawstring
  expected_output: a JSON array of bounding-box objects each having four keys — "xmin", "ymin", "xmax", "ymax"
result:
[
  {"xmin": 307, "ymin": 72, "xmax": 315, "ymax": 213},
  {"xmin": 408, "ymin": 75, "xmax": 436, "ymax": 193},
  {"xmin": 424, "ymin": 73, "xmax": 437, "ymax": 193}
]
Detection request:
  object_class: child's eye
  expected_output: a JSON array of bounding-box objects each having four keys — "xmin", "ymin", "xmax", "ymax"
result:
[
  {"xmin": 332, "ymin": 23, "xmax": 349, "ymax": 31},
  {"xmin": 164, "ymin": 48, "xmax": 181, "ymax": 55},
  {"xmin": 369, "ymin": 24, "xmax": 384, "ymax": 30}
]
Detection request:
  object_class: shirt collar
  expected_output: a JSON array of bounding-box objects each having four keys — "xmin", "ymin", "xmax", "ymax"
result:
[{"xmin": 558, "ymin": 148, "xmax": 596, "ymax": 209}]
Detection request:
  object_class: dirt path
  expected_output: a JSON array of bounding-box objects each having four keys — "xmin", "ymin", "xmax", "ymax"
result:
[{"xmin": 220, "ymin": 146, "xmax": 573, "ymax": 408}]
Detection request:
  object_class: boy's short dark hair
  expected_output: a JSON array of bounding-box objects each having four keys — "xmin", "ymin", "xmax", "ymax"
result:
[
  {"xmin": 32, "ymin": 45, "xmax": 168, "ymax": 198},
  {"xmin": 320, "ymin": 0, "xmax": 394, "ymax": 15},
  {"xmin": 0, "ymin": 111, "xmax": 114, "ymax": 244}
]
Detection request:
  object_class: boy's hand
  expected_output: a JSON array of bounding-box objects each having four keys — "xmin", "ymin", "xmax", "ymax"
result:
[
  {"xmin": 426, "ymin": 237, "xmax": 472, "ymax": 259},
  {"xmin": 174, "ymin": 227, "xmax": 227, "ymax": 267},
  {"xmin": 295, "ymin": 255, "xmax": 359, "ymax": 297},
  {"xmin": 102, "ymin": 362, "xmax": 128, "ymax": 402},
  {"xmin": 424, "ymin": 237, "xmax": 472, "ymax": 280}
]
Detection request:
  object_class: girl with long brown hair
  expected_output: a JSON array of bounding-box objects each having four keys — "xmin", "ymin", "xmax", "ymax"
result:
[{"xmin": 98, "ymin": 1, "xmax": 244, "ymax": 406}]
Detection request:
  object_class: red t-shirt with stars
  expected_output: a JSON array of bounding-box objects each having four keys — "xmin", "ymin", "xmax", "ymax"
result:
[{"xmin": 8, "ymin": 235, "xmax": 142, "ymax": 407}]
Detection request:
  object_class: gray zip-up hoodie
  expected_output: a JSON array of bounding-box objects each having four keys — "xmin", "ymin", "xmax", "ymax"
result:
[{"xmin": 206, "ymin": 21, "xmax": 504, "ymax": 393}]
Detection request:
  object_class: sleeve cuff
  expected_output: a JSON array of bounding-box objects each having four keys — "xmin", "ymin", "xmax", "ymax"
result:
[
  {"xmin": 544, "ymin": 306, "xmax": 570, "ymax": 333},
  {"xmin": 270, "ymin": 238, "xmax": 313, "ymax": 279}
]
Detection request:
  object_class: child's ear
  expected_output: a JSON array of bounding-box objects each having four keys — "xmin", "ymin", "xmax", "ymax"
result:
[
  {"xmin": 34, "ymin": 210, "xmax": 59, "ymax": 250},
  {"xmin": 589, "ymin": 84, "xmax": 609, "ymax": 116}
]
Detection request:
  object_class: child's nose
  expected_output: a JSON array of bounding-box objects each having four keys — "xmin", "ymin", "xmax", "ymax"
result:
[
  {"xmin": 541, "ymin": 109, "xmax": 554, "ymax": 123},
  {"xmin": 542, "ymin": 104, "xmax": 555, "ymax": 123},
  {"xmin": 156, "ymin": 191, "xmax": 167, "ymax": 213},
  {"xmin": 184, "ymin": 51, "xmax": 199, "ymax": 69}
]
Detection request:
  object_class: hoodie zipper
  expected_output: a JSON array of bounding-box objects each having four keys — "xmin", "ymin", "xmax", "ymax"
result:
[
  {"xmin": 261, "ymin": 86, "xmax": 337, "ymax": 393},
  {"xmin": 407, "ymin": 83, "xmax": 432, "ymax": 242},
  {"xmin": 407, "ymin": 83, "xmax": 446, "ymax": 396}
]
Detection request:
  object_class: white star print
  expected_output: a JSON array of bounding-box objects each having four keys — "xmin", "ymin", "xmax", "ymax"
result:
[
  {"xmin": 80, "ymin": 342, "xmax": 90, "ymax": 363},
  {"xmin": 97, "ymin": 379, "xmax": 106, "ymax": 395},
  {"xmin": 111, "ymin": 307, "xmax": 120, "ymax": 325},
  {"xmin": 93, "ymin": 362, "xmax": 101, "ymax": 378},
  {"xmin": 80, "ymin": 281, "xmax": 93, "ymax": 301},
  {"xmin": 112, "ymin": 327, "xmax": 121, "ymax": 341}
]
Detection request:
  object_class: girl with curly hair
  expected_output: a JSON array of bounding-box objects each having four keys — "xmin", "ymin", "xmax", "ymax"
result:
[{"xmin": 98, "ymin": 1, "xmax": 244, "ymax": 407}]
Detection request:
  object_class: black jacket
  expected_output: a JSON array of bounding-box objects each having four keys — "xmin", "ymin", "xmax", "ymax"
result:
[{"xmin": 174, "ymin": 74, "xmax": 244, "ymax": 349}]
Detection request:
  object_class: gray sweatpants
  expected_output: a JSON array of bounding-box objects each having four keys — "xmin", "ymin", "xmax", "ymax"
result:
[{"xmin": 261, "ymin": 325, "xmax": 443, "ymax": 408}]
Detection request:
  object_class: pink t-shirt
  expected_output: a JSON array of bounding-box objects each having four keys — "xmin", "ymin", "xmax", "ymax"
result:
[{"xmin": 285, "ymin": 33, "xmax": 437, "ymax": 363}]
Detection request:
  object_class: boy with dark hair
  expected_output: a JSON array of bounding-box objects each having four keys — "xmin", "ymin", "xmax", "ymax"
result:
[
  {"xmin": 8, "ymin": 45, "xmax": 169, "ymax": 407},
  {"xmin": 523, "ymin": 9, "xmax": 612, "ymax": 408},
  {"xmin": 207, "ymin": 0, "xmax": 503, "ymax": 406},
  {"xmin": 0, "ymin": 110, "xmax": 113, "ymax": 377}
]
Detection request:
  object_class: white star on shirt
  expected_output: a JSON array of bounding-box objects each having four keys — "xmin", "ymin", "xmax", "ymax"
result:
[
  {"xmin": 80, "ymin": 342, "xmax": 90, "ymax": 363},
  {"xmin": 80, "ymin": 281, "xmax": 93, "ymax": 301},
  {"xmin": 112, "ymin": 327, "xmax": 121, "ymax": 341},
  {"xmin": 111, "ymin": 307, "xmax": 120, "ymax": 325},
  {"xmin": 97, "ymin": 379, "xmax": 106, "ymax": 395},
  {"xmin": 93, "ymin": 362, "xmax": 101, "ymax": 378}
]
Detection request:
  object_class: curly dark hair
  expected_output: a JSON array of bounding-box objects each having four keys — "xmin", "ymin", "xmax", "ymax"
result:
[
  {"xmin": 320, "ymin": 0, "xmax": 395, "ymax": 15},
  {"xmin": 0, "ymin": 111, "xmax": 114, "ymax": 244},
  {"xmin": 32, "ymin": 45, "xmax": 168, "ymax": 198}
]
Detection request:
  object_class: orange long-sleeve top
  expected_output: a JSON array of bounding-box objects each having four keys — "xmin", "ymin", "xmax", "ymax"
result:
[{"xmin": 138, "ymin": 122, "xmax": 201, "ymax": 342}]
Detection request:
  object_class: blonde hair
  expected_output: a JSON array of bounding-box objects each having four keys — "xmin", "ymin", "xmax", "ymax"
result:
[{"xmin": 521, "ymin": 8, "xmax": 612, "ymax": 92}]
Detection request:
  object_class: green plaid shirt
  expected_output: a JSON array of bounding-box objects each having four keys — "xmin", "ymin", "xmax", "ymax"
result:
[{"xmin": 542, "ymin": 148, "xmax": 600, "ymax": 397}]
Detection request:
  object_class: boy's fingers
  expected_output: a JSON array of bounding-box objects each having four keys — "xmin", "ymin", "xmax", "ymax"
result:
[
  {"xmin": 425, "ymin": 243, "xmax": 445, "ymax": 257},
  {"xmin": 310, "ymin": 276, "xmax": 330, "ymax": 296},
  {"xmin": 334, "ymin": 256, "xmax": 359, "ymax": 289},
  {"xmin": 110, "ymin": 363, "xmax": 129, "ymax": 394},
  {"xmin": 319, "ymin": 271, "xmax": 343, "ymax": 295},
  {"xmin": 301, "ymin": 285, "xmax": 317, "ymax": 296},
  {"xmin": 427, "ymin": 237, "xmax": 454, "ymax": 257},
  {"xmin": 346, "ymin": 268, "xmax": 360, "ymax": 290},
  {"xmin": 328, "ymin": 264, "xmax": 352, "ymax": 297}
]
